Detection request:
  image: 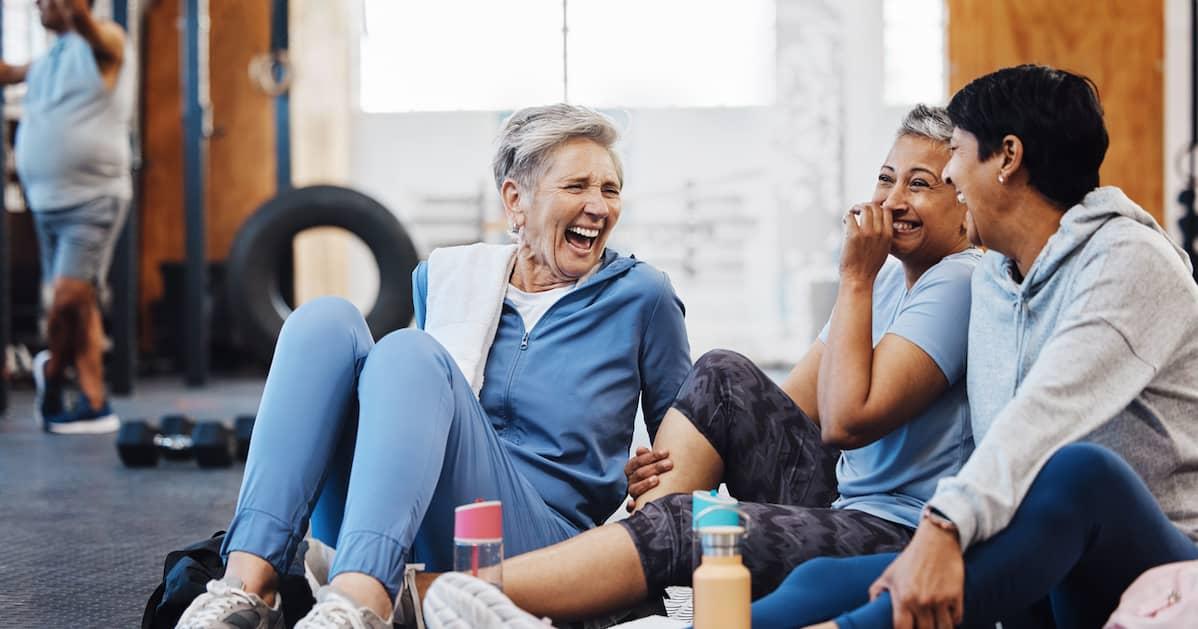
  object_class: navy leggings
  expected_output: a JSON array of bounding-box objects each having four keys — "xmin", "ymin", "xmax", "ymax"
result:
[{"xmin": 751, "ymin": 443, "xmax": 1198, "ymax": 628}]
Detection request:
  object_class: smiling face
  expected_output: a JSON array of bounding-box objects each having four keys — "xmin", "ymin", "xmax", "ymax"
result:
[
  {"xmin": 943, "ymin": 127, "xmax": 1007, "ymax": 248},
  {"xmin": 873, "ymin": 134, "xmax": 968, "ymax": 265},
  {"xmin": 503, "ymin": 138, "xmax": 622, "ymax": 290}
]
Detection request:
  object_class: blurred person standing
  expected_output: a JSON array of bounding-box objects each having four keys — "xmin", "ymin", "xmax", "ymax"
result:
[{"xmin": 1, "ymin": 0, "xmax": 131, "ymax": 433}]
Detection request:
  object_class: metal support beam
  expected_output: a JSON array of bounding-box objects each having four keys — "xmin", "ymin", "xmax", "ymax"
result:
[
  {"xmin": 109, "ymin": 0, "xmax": 137, "ymax": 394},
  {"xmin": 272, "ymin": 0, "xmax": 291, "ymax": 192},
  {"xmin": 181, "ymin": 0, "xmax": 210, "ymax": 385},
  {"xmin": 0, "ymin": 6, "xmax": 9, "ymax": 412},
  {"xmin": 1183, "ymin": 0, "xmax": 1198, "ymax": 280}
]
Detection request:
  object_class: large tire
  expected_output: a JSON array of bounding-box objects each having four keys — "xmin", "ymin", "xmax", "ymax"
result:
[{"xmin": 226, "ymin": 185, "xmax": 418, "ymax": 363}]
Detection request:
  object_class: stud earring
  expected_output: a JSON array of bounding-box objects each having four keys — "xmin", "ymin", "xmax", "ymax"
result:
[{"xmin": 998, "ymin": 174, "xmax": 1006, "ymax": 184}]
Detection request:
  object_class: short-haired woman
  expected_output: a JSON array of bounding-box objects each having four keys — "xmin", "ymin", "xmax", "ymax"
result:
[{"xmin": 176, "ymin": 104, "xmax": 692, "ymax": 628}]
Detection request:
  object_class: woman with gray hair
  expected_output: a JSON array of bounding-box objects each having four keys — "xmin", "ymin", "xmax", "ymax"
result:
[
  {"xmin": 423, "ymin": 104, "xmax": 982, "ymax": 627},
  {"xmin": 177, "ymin": 103, "xmax": 691, "ymax": 628}
]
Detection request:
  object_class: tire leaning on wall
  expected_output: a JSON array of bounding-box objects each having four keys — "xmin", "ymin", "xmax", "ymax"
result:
[{"xmin": 226, "ymin": 185, "xmax": 419, "ymax": 363}]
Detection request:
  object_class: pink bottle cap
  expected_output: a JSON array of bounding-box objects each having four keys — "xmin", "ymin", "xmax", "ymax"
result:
[{"xmin": 454, "ymin": 500, "xmax": 503, "ymax": 543}]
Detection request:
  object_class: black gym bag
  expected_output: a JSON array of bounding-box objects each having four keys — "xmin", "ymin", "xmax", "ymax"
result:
[{"xmin": 141, "ymin": 531, "xmax": 315, "ymax": 628}]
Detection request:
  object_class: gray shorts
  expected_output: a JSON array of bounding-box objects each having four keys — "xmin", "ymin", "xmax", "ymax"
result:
[{"xmin": 33, "ymin": 196, "xmax": 130, "ymax": 307}]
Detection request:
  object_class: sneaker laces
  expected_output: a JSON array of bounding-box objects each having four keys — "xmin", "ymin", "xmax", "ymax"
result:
[{"xmin": 178, "ymin": 579, "xmax": 260, "ymax": 628}]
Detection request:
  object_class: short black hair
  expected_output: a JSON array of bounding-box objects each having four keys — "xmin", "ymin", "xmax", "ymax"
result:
[{"xmin": 946, "ymin": 64, "xmax": 1109, "ymax": 209}]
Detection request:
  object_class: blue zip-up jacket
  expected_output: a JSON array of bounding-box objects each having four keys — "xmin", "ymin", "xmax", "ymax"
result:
[{"xmin": 413, "ymin": 249, "xmax": 691, "ymax": 530}]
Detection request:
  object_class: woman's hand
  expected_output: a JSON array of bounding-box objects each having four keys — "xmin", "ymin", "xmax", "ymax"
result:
[
  {"xmin": 868, "ymin": 520, "xmax": 965, "ymax": 629},
  {"xmin": 840, "ymin": 203, "xmax": 893, "ymax": 285},
  {"xmin": 623, "ymin": 447, "xmax": 672, "ymax": 512}
]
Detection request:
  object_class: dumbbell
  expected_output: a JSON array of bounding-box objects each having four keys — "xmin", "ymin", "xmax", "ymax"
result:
[
  {"xmin": 193, "ymin": 415, "xmax": 256, "ymax": 467},
  {"xmin": 234, "ymin": 414, "xmax": 255, "ymax": 461},
  {"xmin": 116, "ymin": 415, "xmax": 194, "ymax": 467},
  {"xmin": 116, "ymin": 420, "xmax": 159, "ymax": 467},
  {"xmin": 193, "ymin": 420, "xmax": 234, "ymax": 468},
  {"xmin": 156, "ymin": 414, "xmax": 196, "ymax": 460}
]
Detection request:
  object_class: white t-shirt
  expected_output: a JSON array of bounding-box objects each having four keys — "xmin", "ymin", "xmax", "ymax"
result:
[{"xmin": 506, "ymin": 283, "xmax": 574, "ymax": 333}]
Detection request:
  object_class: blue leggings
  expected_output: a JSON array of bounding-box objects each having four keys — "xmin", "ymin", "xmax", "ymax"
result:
[
  {"xmin": 220, "ymin": 297, "xmax": 577, "ymax": 597},
  {"xmin": 751, "ymin": 443, "xmax": 1198, "ymax": 628}
]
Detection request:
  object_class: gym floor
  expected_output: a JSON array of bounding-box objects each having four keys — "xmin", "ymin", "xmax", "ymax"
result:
[{"xmin": 0, "ymin": 377, "xmax": 264, "ymax": 627}]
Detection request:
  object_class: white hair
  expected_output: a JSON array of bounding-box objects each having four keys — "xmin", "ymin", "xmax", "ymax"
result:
[
  {"xmin": 898, "ymin": 104, "xmax": 954, "ymax": 144},
  {"xmin": 492, "ymin": 103, "xmax": 623, "ymax": 192}
]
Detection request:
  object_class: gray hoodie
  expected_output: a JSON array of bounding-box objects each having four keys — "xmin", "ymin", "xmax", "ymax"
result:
[{"xmin": 927, "ymin": 187, "xmax": 1198, "ymax": 550}]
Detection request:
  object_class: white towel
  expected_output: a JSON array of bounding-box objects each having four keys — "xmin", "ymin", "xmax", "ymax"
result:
[{"xmin": 424, "ymin": 243, "xmax": 518, "ymax": 397}]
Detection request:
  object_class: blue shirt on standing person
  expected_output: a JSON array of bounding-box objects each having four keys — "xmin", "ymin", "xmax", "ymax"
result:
[{"xmin": 15, "ymin": 32, "xmax": 132, "ymax": 212}]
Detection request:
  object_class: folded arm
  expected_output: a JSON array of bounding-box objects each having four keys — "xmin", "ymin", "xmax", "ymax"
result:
[{"xmin": 0, "ymin": 62, "xmax": 28, "ymax": 85}]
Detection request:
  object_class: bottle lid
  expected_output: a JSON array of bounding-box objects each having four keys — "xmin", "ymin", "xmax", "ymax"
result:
[
  {"xmin": 454, "ymin": 500, "xmax": 503, "ymax": 543},
  {"xmin": 692, "ymin": 489, "xmax": 739, "ymax": 530}
]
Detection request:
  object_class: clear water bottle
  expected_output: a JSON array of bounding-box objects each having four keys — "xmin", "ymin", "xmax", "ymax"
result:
[{"xmin": 453, "ymin": 500, "xmax": 504, "ymax": 590}]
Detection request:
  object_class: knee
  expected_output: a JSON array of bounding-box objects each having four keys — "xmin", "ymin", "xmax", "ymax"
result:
[
  {"xmin": 781, "ymin": 556, "xmax": 850, "ymax": 590},
  {"xmin": 49, "ymin": 279, "xmax": 93, "ymax": 315},
  {"xmin": 1023, "ymin": 443, "xmax": 1132, "ymax": 522},
  {"xmin": 281, "ymin": 297, "xmax": 369, "ymax": 342},
  {"xmin": 645, "ymin": 492, "xmax": 690, "ymax": 523},
  {"xmin": 693, "ymin": 348, "xmax": 753, "ymax": 373},
  {"xmin": 1038, "ymin": 443, "xmax": 1130, "ymax": 492},
  {"xmin": 363, "ymin": 329, "xmax": 452, "ymax": 378}
]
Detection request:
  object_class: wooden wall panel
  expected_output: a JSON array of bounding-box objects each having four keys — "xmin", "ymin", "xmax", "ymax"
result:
[
  {"xmin": 139, "ymin": 0, "xmax": 275, "ymax": 348},
  {"xmin": 139, "ymin": 0, "xmax": 184, "ymax": 347},
  {"xmin": 947, "ymin": 0, "xmax": 1164, "ymax": 222},
  {"xmin": 206, "ymin": 0, "xmax": 275, "ymax": 259}
]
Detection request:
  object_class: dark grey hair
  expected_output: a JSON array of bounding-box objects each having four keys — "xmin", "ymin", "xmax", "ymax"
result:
[
  {"xmin": 897, "ymin": 104, "xmax": 954, "ymax": 144},
  {"xmin": 491, "ymin": 103, "xmax": 623, "ymax": 192}
]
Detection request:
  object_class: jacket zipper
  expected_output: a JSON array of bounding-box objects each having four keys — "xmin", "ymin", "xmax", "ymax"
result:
[{"xmin": 498, "ymin": 262, "xmax": 630, "ymax": 426}]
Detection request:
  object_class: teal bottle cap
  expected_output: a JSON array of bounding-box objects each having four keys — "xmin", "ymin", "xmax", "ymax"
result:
[{"xmin": 692, "ymin": 489, "xmax": 739, "ymax": 529}]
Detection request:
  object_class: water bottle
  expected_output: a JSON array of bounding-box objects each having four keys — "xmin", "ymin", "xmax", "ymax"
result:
[
  {"xmin": 691, "ymin": 489, "xmax": 739, "ymax": 573},
  {"xmin": 693, "ymin": 523, "xmax": 751, "ymax": 629},
  {"xmin": 453, "ymin": 500, "xmax": 504, "ymax": 589}
]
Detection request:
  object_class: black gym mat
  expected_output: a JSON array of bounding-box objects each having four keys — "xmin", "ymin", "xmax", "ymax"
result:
[{"xmin": 0, "ymin": 377, "xmax": 263, "ymax": 627}]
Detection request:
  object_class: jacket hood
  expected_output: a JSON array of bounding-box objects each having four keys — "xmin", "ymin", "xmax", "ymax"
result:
[{"xmin": 981, "ymin": 186, "xmax": 1192, "ymax": 297}]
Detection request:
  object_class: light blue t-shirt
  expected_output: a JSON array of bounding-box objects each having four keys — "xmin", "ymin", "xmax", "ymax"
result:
[
  {"xmin": 15, "ymin": 32, "xmax": 132, "ymax": 211},
  {"xmin": 818, "ymin": 249, "xmax": 980, "ymax": 528}
]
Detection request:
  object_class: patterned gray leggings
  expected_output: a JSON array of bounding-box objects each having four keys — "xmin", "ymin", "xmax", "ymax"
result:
[{"xmin": 617, "ymin": 349, "xmax": 914, "ymax": 599}]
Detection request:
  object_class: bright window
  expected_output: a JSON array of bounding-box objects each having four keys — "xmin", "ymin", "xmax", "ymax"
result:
[
  {"xmin": 359, "ymin": 0, "xmax": 775, "ymax": 112},
  {"xmin": 882, "ymin": 0, "xmax": 946, "ymax": 106},
  {"xmin": 3, "ymin": 0, "xmax": 51, "ymax": 66}
]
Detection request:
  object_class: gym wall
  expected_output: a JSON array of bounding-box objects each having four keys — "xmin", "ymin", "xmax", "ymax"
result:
[
  {"xmin": 947, "ymin": 0, "xmax": 1165, "ymax": 223},
  {"xmin": 140, "ymin": 0, "xmax": 277, "ymax": 349}
]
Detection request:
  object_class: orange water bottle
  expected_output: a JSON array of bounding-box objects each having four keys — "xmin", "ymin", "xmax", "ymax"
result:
[{"xmin": 693, "ymin": 524, "xmax": 750, "ymax": 629}]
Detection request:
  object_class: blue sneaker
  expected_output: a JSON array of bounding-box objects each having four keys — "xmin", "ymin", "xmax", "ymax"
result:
[
  {"xmin": 44, "ymin": 397, "xmax": 120, "ymax": 434},
  {"xmin": 32, "ymin": 350, "xmax": 65, "ymax": 424}
]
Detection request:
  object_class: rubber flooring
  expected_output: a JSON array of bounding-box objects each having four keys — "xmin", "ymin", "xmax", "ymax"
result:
[{"xmin": 0, "ymin": 377, "xmax": 264, "ymax": 627}]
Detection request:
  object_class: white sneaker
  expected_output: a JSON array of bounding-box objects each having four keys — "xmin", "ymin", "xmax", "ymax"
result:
[
  {"xmin": 176, "ymin": 577, "xmax": 285, "ymax": 629},
  {"xmin": 303, "ymin": 538, "xmax": 335, "ymax": 595},
  {"xmin": 296, "ymin": 586, "xmax": 392, "ymax": 629},
  {"xmin": 422, "ymin": 572, "xmax": 552, "ymax": 629}
]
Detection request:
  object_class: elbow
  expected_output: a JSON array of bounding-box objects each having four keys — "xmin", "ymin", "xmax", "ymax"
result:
[{"xmin": 819, "ymin": 412, "xmax": 877, "ymax": 450}]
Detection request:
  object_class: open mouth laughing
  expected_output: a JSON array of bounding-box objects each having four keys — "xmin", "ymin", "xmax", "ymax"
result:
[{"xmin": 564, "ymin": 224, "xmax": 601, "ymax": 253}]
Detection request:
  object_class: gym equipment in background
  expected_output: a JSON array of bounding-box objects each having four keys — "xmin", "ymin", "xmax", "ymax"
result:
[
  {"xmin": 225, "ymin": 185, "xmax": 419, "ymax": 364},
  {"xmin": 116, "ymin": 414, "xmax": 254, "ymax": 468}
]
